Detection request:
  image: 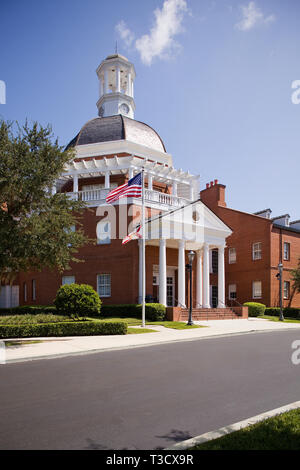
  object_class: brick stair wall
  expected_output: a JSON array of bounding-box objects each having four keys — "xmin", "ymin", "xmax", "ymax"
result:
[{"xmin": 179, "ymin": 308, "xmax": 241, "ymax": 321}]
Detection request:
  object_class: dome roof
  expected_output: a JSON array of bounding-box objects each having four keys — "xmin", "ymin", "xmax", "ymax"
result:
[{"xmin": 66, "ymin": 115, "xmax": 166, "ymax": 153}]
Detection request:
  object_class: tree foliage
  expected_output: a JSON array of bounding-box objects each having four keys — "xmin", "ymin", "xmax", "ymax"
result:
[{"xmin": 0, "ymin": 119, "xmax": 90, "ymax": 282}]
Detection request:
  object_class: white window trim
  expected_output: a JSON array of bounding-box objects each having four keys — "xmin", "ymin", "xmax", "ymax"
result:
[
  {"xmin": 283, "ymin": 242, "xmax": 290, "ymax": 261},
  {"xmin": 252, "ymin": 281, "xmax": 262, "ymax": 299},
  {"xmin": 62, "ymin": 275, "xmax": 75, "ymax": 285},
  {"xmin": 228, "ymin": 248, "xmax": 236, "ymax": 264},
  {"xmin": 252, "ymin": 242, "xmax": 262, "ymax": 261},
  {"xmin": 97, "ymin": 221, "xmax": 111, "ymax": 245},
  {"xmin": 284, "ymin": 281, "xmax": 290, "ymax": 299},
  {"xmin": 97, "ymin": 274, "xmax": 111, "ymax": 298},
  {"xmin": 228, "ymin": 284, "xmax": 237, "ymax": 299}
]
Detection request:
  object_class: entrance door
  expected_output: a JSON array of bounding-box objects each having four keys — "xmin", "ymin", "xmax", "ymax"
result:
[
  {"xmin": 211, "ymin": 285, "xmax": 218, "ymax": 308},
  {"xmin": 167, "ymin": 276, "xmax": 174, "ymax": 307}
]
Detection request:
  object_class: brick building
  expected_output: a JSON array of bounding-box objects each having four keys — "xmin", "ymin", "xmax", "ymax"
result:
[
  {"xmin": 2, "ymin": 53, "xmax": 246, "ymax": 320},
  {"xmin": 200, "ymin": 181, "xmax": 300, "ymax": 308}
]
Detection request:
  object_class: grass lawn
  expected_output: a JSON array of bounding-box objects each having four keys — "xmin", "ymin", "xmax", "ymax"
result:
[
  {"xmin": 259, "ymin": 315, "xmax": 300, "ymax": 324},
  {"xmin": 127, "ymin": 327, "xmax": 157, "ymax": 334},
  {"xmin": 5, "ymin": 340, "xmax": 47, "ymax": 348},
  {"xmin": 96, "ymin": 317, "xmax": 204, "ymax": 330},
  {"xmin": 191, "ymin": 408, "xmax": 300, "ymax": 450},
  {"xmin": 0, "ymin": 314, "xmax": 77, "ymax": 325}
]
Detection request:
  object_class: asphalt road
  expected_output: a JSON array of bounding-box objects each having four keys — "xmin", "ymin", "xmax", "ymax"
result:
[{"xmin": 0, "ymin": 330, "xmax": 300, "ymax": 450}]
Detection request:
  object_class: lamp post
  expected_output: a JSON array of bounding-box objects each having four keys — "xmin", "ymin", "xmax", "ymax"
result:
[
  {"xmin": 277, "ymin": 262, "xmax": 284, "ymax": 321},
  {"xmin": 186, "ymin": 250, "xmax": 195, "ymax": 326}
]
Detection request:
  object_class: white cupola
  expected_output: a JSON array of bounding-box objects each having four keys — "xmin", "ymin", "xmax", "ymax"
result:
[{"xmin": 96, "ymin": 54, "xmax": 136, "ymax": 119}]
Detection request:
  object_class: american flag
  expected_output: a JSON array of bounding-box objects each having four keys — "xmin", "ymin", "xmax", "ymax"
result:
[
  {"xmin": 106, "ymin": 172, "xmax": 142, "ymax": 204},
  {"xmin": 122, "ymin": 224, "xmax": 142, "ymax": 245}
]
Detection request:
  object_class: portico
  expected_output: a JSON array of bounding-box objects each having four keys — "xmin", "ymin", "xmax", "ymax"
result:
[{"xmin": 138, "ymin": 200, "xmax": 231, "ymax": 309}]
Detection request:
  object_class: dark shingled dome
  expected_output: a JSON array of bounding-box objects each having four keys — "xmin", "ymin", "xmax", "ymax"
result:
[{"xmin": 66, "ymin": 115, "xmax": 166, "ymax": 153}]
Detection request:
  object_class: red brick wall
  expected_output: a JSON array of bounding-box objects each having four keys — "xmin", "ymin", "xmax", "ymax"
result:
[
  {"xmin": 200, "ymin": 183, "xmax": 300, "ymax": 308},
  {"xmin": 270, "ymin": 227, "xmax": 300, "ymax": 307}
]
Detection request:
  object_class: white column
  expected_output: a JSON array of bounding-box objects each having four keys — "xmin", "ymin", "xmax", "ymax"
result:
[
  {"xmin": 148, "ymin": 174, "xmax": 153, "ymax": 191},
  {"xmin": 203, "ymin": 243, "xmax": 210, "ymax": 308},
  {"xmin": 131, "ymin": 79, "xmax": 134, "ymax": 98},
  {"xmin": 159, "ymin": 239, "xmax": 167, "ymax": 306},
  {"xmin": 127, "ymin": 72, "xmax": 132, "ymax": 96},
  {"xmin": 138, "ymin": 239, "xmax": 143, "ymax": 303},
  {"xmin": 99, "ymin": 76, "xmax": 104, "ymax": 97},
  {"xmin": 172, "ymin": 181, "xmax": 178, "ymax": 197},
  {"xmin": 104, "ymin": 69, "xmax": 109, "ymax": 94},
  {"xmin": 189, "ymin": 184, "xmax": 194, "ymax": 201},
  {"xmin": 105, "ymin": 172, "xmax": 110, "ymax": 189},
  {"xmin": 196, "ymin": 251, "xmax": 203, "ymax": 307},
  {"xmin": 178, "ymin": 240, "xmax": 186, "ymax": 307},
  {"xmin": 218, "ymin": 245, "xmax": 225, "ymax": 308},
  {"xmin": 73, "ymin": 174, "xmax": 78, "ymax": 193},
  {"xmin": 116, "ymin": 65, "xmax": 121, "ymax": 93},
  {"xmin": 129, "ymin": 167, "xmax": 134, "ymax": 179}
]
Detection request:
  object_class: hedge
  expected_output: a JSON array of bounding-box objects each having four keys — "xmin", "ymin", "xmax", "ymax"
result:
[
  {"xmin": 0, "ymin": 321, "xmax": 127, "ymax": 339},
  {"xmin": 265, "ymin": 307, "xmax": 300, "ymax": 319},
  {"xmin": 100, "ymin": 303, "xmax": 166, "ymax": 321},
  {"xmin": 243, "ymin": 302, "xmax": 266, "ymax": 317},
  {"xmin": 0, "ymin": 305, "xmax": 57, "ymax": 315}
]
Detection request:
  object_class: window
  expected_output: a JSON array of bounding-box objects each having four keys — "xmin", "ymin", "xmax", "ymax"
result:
[
  {"xmin": 228, "ymin": 248, "xmax": 236, "ymax": 264},
  {"xmin": 252, "ymin": 242, "xmax": 262, "ymax": 260},
  {"xmin": 228, "ymin": 284, "xmax": 237, "ymax": 299},
  {"xmin": 212, "ymin": 250, "xmax": 218, "ymax": 273},
  {"xmin": 252, "ymin": 281, "xmax": 262, "ymax": 299},
  {"xmin": 23, "ymin": 282, "xmax": 27, "ymax": 302},
  {"xmin": 66, "ymin": 225, "xmax": 75, "ymax": 247},
  {"xmin": 32, "ymin": 280, "xmax": 36, "ymax": 301},
  {"xmin": 82, "ymin": 183, "xmax": 118, "ymax": 191},
  {"xmin": 97, "ymin": 221, "xmax": 111, "ymax": 245},
  {"xmin": 62, "ymin": 275, "xmax": 75, "ymax": 285},
  {"xmin": 284, "ymin": 281, "xmax": 290, "ymax": 299},
  {"xmin": 97, "ymin": 274, "xmax": 111, "ymax": 297},
  {"xmin": 283, "ymin": 242, "xmax": 290, "ymax": 261}
]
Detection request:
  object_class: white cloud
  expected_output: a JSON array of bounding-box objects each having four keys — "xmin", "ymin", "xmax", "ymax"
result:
[
  {"xmin": 235, "ymin": 1, "xmax": 275, "ymax": 31},
  {"xmin": 116, "ymin": 0, "xmax": 188, "ymax": 66},
  {"xmin": 115, "ymin": 20, "xmax": 135, "ymax": 48}
]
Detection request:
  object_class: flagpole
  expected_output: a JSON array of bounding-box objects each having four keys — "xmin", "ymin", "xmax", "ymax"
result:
[{"xmin": 142, "ymin": 168, "xmax": 146, "ymax": 328}]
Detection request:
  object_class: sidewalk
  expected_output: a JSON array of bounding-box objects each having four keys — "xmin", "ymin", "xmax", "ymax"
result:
[{"xmin": 3, "ymin": 318, "xmax": 300, "ymax": 363}]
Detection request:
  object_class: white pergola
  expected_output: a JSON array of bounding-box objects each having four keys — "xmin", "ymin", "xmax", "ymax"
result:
[{"xmin": 56, "ymin": 154, "xmax": 199, "ymax": 208}]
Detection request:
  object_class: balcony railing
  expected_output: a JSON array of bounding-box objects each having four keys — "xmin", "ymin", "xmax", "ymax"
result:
[{"xmin": 66, "ymin": 188, "xmax": 189, "ymax": 208}]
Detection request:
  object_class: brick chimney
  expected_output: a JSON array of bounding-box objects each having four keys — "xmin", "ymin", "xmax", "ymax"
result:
[{"xmin": 200, "ymin": 180, "xmax": 227, "ymax": 208}]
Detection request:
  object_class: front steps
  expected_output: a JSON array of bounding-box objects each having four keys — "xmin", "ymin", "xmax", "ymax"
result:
[{"xmin": 179, "ymin": 308, "xmax": 242, "ymax": 321}]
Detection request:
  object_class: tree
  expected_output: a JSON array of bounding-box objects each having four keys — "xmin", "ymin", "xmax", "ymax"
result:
[
  {"xmin": 0, "ymin": 119, "xmax": 90, "ymax": 283},
  {"xmin": 288, "ymin": 258, "xmax": 300, "ymax": 307}
]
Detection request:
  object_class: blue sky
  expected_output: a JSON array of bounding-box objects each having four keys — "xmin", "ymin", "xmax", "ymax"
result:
[{"xmin": 1, "ymin": 0, "xmax": 299, "ymax": 219}]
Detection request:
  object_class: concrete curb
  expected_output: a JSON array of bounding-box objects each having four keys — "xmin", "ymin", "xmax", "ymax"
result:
[
  {"xmin": 4, "ymin": 327, "xmax": 299, "ymax": 364},
  {"xmin": 164, "ymin": 400, "xmax": 300, "ymax": 450}
]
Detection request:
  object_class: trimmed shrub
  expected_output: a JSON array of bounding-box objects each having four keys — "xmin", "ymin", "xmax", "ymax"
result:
[
  {"xmin": 264, "ymin": 307, "xmax": 300, "ymax": 319},
  {"xmin": 0, "ymin": 305, "xmax": 57, "ymax": 315},
  {"xmin": 283, "ymin": 307, "xmax": 300, "ymax": 319},
  {"xmin": 100, "ymin": 303, "xmax": 166, "ymax": 321},
  {"xmin": 265, "ymin": 307, "xmax": 280, "ymax": 316},
  {"xmin": 54, "ymin": 284, "xmax": 101, "ymax": 318},
  {"xmin": 0, "ymin": 321, "xmax": 127, "ymax": 339},
  {"xmin": 243, "ymin": 302, "xmax": 266, "ymax": 317}
]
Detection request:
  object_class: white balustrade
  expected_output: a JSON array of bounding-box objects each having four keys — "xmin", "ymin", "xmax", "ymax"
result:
[{"xmin": 66, "ymin": 188, "xmax": 189, "ymax": 208}]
